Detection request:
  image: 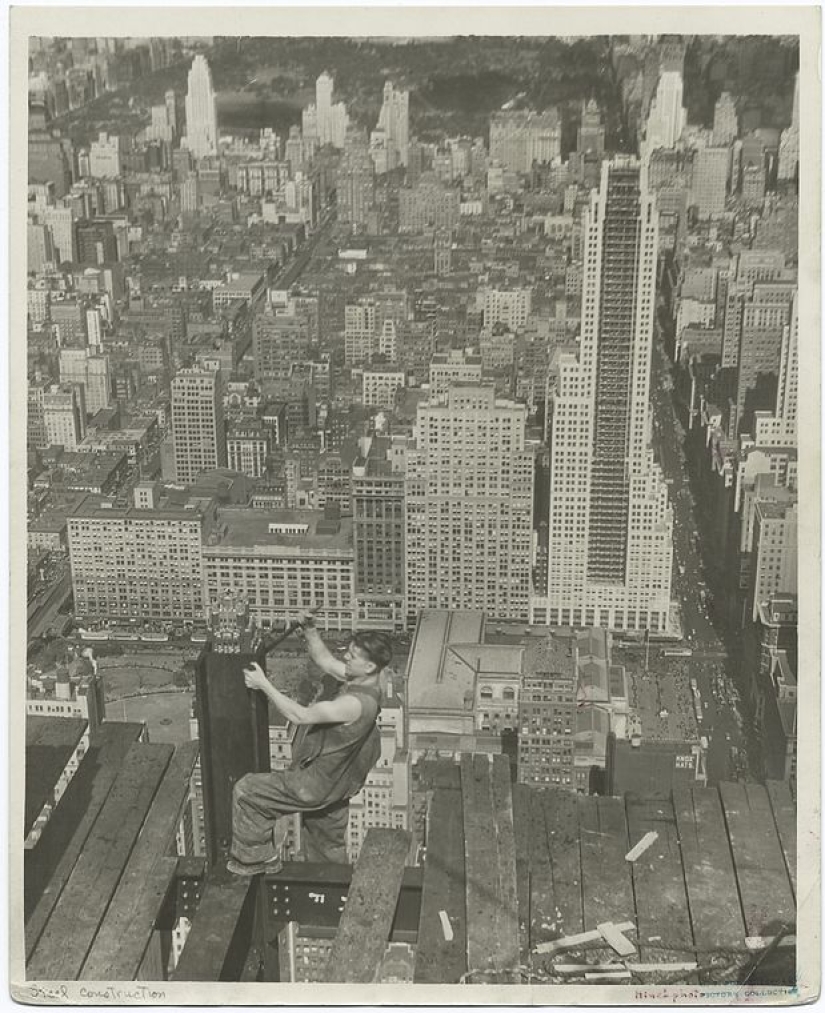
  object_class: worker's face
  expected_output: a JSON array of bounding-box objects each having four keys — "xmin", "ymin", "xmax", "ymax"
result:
[{"xmin": 342, "ymin": 642, "xmax": 377, "ymax": 681}]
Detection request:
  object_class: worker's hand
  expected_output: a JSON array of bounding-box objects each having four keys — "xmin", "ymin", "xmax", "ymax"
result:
[
  {"xmin": 295, "ymin": 609, "xmax": 317, "ymax": 630},
  {"xmin": 243, "ymin": 663, "xmax": 269, "ymax": 694}
]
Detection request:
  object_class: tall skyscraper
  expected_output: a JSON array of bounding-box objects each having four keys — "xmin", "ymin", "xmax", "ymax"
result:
[
  {"xmin": 306, "ymin": 71, "xmax": 348, "ymax": 148},
  {"xmin": 338, "ymin": 129, "xmax": 375, "ymax": 229},
  {"xmin": 778, "ymin": 73, "xmax": 800, "ymax": 182},
  {"xmin": 691, "ymin": 146, "xmax": 730, "ymax": 219},
  {"xmin": 171, "ymin": 368, "xmax": 226, "ymax": 485},
  {"xmin": 375, "ymin": 80, "xmax": 410, "ymax": 168},
  {"xmin": 405, "ymin": 386, "xmax": 534, "ymax": 623},
  {"xmin": 184, "ymin": 55, "xmax": 218, "ymax": 160},
  {"xmin": 712, "ymin": 91, "xmax": 739, "ymax": 146},
  {"xmin": 352, "ymin": 436, "xmax": 406, "ymax": 631},
  {"xmin": 643, "ymin": 71, "xmax": 686, "ymax": 159},
  {"xmin": 545, "ymin": 159, "xmax": 673, "ymax": 632}
]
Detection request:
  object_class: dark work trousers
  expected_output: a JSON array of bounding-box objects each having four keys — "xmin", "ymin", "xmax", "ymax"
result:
[{"xmin": 231, "ymin": 770, "xmax": 351, "ymax": 865}]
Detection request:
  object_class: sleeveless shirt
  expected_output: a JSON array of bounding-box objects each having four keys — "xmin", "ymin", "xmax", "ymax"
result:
[{"xmin": 290, "ymin": 683, "xmax": 382, "ymax": 804}]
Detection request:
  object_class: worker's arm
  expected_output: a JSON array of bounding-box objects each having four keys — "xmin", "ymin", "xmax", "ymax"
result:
[
  {"xmin": 243, "ymin": 664, "xmax": 361, "ymax": 726},
  {"xmin": 295, "ymin": 611, "xmax": 346, "ymax": 681}
]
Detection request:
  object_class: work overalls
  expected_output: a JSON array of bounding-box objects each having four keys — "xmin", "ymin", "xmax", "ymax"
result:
[{"xmin": 230, "ymin": 683, "xmax": 382, "ymax": 865}]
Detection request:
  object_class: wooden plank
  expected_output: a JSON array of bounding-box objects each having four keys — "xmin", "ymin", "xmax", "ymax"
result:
[
  {"xmin": 490, "ymin": 754, "xmax": 520, "ymax": 978},
  {"xmin": 80, "ymin": 742, "xmax": 200, "ymax": 979},
  {"xmin": 86, "ymin": 857, "xmax": 178, "ymax": 981},
  {"xmin": 527, "ymin": 789, "xmax": 556, "ymax": 948},
  {"xmin": 626, "ymin": 796, "xmax": 695, "ymax": 965},
  {"xmin": 578, "ymin": 795, "xmax": 634, "ymax": 930},
  {"xmin": 673, "ymin": 784, "xmax": 747, "ymax": 960},
  {"xmin": 415, "ymin": 759, "xmax": 461, "ymax": 791},
  {"xmin": 511, "ymin": 783, "xmax": 531, "ymax": 961},
  {"xmin": 534, "ymin": 921, "xmax": 636, "ymax": 954},
  {"xmin": 543, "ymin": 787, "xmax": 584, "ymax": 937},
  {"xmin": 460, "ymin": 754, "xmax": 502, "ymax": 979},
  {"xmin": 414, "ymin": 788, "xmax": 467, "ymax": 983},
  {"xmin": 719, "ymin": 782, "xmax": 795, "ymax": 936},
  {"xmin": 24, "ymin": 722, "xmax": 144, "ymax": 957},
  {"xmin": 172, "ymin": 874, "xmax": 258, "ymax": 981},
  {"xmin": 325, "ymin": 829, "xmax": 411, "ymax": 982},
  {"xmin": 578, "ymin": 794, "xmax": 637, "ymax": 966},
  {"xmin": 25, "ymin": 717, "xmax": 88, "ymax": 836},
  {"xmin": 27, "ymin": 743, "xmax": 174, "ymax": 980},
  {"xmin": 765, "ymin": 781, "xmax": 797, "ymax": 902}
]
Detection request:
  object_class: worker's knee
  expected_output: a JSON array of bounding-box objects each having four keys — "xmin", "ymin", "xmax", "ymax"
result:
[{"xmin": 233, "ymin": 774, "xmax": 254, "ymax": 803}]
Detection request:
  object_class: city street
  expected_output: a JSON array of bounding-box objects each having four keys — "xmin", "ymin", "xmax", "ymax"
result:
[{"xmin": 649, "ymin": 334, "xmax": 746, "ymax": 784}]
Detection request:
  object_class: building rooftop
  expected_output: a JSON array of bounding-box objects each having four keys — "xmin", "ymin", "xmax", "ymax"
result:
[
  {"xmin": 406, "ymin": 610, "xmax": 484, "ymax": 713},
  {"xmin": 207, "ymin": 508, "xmax": 353, "ymax": 551}
]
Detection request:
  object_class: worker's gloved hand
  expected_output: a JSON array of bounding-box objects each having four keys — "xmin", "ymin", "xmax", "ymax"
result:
[
  {"xmin": 243, "ymin": 663, "xmax": 269, "ymax": 693},
  {"xmin": 295, "ymin": 609, "xmax": 317, "ymax": 629}
]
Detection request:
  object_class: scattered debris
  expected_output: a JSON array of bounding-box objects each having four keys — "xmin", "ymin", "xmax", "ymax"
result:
[
  {"xmin": 625, "ymin": 831, "xmax": 659, "ymax": 862},
  {"xmin": 598, "ymin": 921, "xmax": 637, "ymax": 957},
  {"xmin": 585, "ymin": 970, "xmax": 632, "ymax": 982},
  {"xmin": 438, "ymin": 910, "xmax": 454, "ymax": 942},
  {"xmin": 533, "ymin": 921, "xmax": 636, "ymax": 955},
  {"xmin": 627, "ymin": 962, "xmax": 698, "ymax": 973}
]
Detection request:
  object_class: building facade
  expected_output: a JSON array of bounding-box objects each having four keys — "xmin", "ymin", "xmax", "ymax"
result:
[
  {"xmin": 171, "ymin": 369, "xmax": 226, "ymax": 485},
  {"xmin": 405, "ymin": 387, "xmax": 534, "ymax": 622},
  {"xmin": 544, "ymin": 159, "xmax": 673, "ymax": 632}
]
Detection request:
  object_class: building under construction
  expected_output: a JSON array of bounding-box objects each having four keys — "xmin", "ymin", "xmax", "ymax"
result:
[{"xmin": 21, "ymin": 638, "xmax": 797, "ymax": 988}]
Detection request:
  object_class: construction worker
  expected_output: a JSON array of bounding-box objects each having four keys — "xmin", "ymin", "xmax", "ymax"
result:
[{"xmin": 227, "ymin": 611, "xmax": 392, "ymax": 876}]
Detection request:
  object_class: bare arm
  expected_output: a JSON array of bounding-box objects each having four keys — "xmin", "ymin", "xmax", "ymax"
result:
[
  {"xmin": 244, "ymin": 664, "xmax": 359, "ymax": 725},
  {"xmin": 301, "ymin": 626, "xmax": 346, "ymax": 681}
]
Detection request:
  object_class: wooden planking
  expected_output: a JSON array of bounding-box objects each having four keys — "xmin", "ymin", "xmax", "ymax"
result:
[
  {"xmin": 511, "ymin": 783, "xmax": 532, "ymax": 961},
  {"xmin": 527, "ymin": 789, "xmax": 557, "ymax": 948},
  {"xmin": 27, "ymin": 743, "xmax": 174, "ymax": 980},
  {"xmin": 460, "ymin": 754, "xmax": 502, "ymax": 979},
  {"xmin": 765, "ymin": 781, "xmax": 797, "ymax": 902},
  {"xmin": 25, "ymin": 717, "xmax": 88, "ymax": 836},
  {"xmin": 172, "ymin": 875, "xmax": 258, "ymax": 981},
  {"xmin": 626, "ymin": 796, "xmax": 695, "ymax": 964},
  {"xmin": 543, "ymin": 787, "xmax": 584, "ymax": 938},
  {"xmin": 578, "ymin": 795, "xmax": 635, "ymax": 931},
  {"xmin": 325, "ymin": 829, "xmax": 411, "ymax": 983},
  {"xmin": 80, "ymin": 742, "xmax": 200, "ymax": 979},
  {"xmin": 25, "ymin": 722, "xmax": 145, "ymax": 956},
  {"xmin": 85, "ymin": 857, "xmax": 178, "ymax": 981},
  {"xmin": 673, "ymin": 785, "xmax": 747, "ymax": 958},
  {"xmin": 415, "ymin": 759, "xmax": 461, "ymax": 791},
  {"xmin": 414, "ymin": 786, "xmax": 467, "ymax": 983},
  {"xmin": 490, "ymin": 755, "xmax": 520, "ymax": 977},
  {"xmin": 719, "ymin": 782, "xmax": 795, "ymax": 936}
]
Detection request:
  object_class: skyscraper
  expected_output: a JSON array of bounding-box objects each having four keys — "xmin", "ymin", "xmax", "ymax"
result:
[
  {"xmin": 338, "ymin": 129, "xmax": 375, "ymax": 229},
  {"xmin": 171, "ymin": 368, "xmax": 226, "ymax": 485},
  {"xmin": 545, "ymin": 159, "xmax": 673, "ymax": 632},
  {"xmin": 643, "ymin": 71, "xmax": 686, "ymax": 159},
  {"xmin": 307, "ymin": 71, "xmax": 348, "ymax": 148},
  {"xmin": 713, "ymin": 91, "xmax": 739, "ymax": 146},
  {"xmin": 778, "ymin": 73, "xmax": 800, "ymax": 182},
  {"xmin": 405, "ymin": 386, "xmax": 534, "ymax": 622},
  {"xmin": 375, "ymin": 80, "xmax": 410, "ymax": 168},
  {"xmin": 184, "ymin": 55, "xmax": 218, "ymax": 160},
  {"xmin": 691, "ymin": 146, "xmax": 730, "ymax": 219},
  {"xmin": 352, "ymin": 436, "xmax": 406, "ymax": 631}
]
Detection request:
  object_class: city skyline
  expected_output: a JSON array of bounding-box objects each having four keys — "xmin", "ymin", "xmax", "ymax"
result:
[{"xmin": 10, "ymin": 18, "xmax": 817, "ymax": 995}]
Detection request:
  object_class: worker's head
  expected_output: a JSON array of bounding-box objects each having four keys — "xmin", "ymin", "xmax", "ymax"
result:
[{"xmin": 343, "ymin": 631, "xmax": 394, "ymax": 681}]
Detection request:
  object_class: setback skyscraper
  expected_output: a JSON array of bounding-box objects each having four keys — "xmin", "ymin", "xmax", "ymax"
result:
[
  {"xmin": 184, "ymin": 55, "xmax": 218, "ymax": 159},
  {"xmin": 544, "ymin": 158, "xmax": 673, "ymax": 632}
]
